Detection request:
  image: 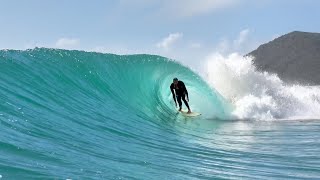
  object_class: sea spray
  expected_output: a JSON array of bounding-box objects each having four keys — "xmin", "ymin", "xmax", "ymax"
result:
[{"xmin": 203, "ymin": 53, "xmax": 320, "ymax": 120}]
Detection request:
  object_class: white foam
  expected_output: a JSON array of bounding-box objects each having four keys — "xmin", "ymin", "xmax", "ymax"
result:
[{"xmin": 202, "ymin": 53, "xmax": 320, "ymax": 120}]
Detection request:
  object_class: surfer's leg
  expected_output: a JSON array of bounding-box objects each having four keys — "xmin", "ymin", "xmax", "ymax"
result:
[
  {"xmin": 177, "ymin": 95, "xmax": 182, "ymax": 111},
  {"xmin": 182, "ymin": 94, "xmax": 191, "ymax": 112}
]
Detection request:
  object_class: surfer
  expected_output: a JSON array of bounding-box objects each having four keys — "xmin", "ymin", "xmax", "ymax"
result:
[{"xmin": 170, "ymin": 78, "xmax": 191, "ymax": 113}]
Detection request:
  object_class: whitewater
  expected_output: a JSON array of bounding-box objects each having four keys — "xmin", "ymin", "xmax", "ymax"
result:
[
  {"xmin": 0, "ymin": 48, "xmax": 319, "ymax": 179},
  {"xmin": 204, "ymin": 53, "xmax": 320, "ymax": 120}
]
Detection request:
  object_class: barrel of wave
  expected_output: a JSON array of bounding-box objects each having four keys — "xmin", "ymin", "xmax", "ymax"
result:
[
  {"xmin": 156, "ymin": 60, "xmax": 231, "ymax": 119},
  {"xmin": 107, "ymin": 55, "xmax": 231, "ymax": 120}
]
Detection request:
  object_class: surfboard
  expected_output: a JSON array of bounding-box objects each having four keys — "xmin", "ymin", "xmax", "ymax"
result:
[{"xmin": 179, "ymin": 110, "xmax": 201, "ymax": 117}]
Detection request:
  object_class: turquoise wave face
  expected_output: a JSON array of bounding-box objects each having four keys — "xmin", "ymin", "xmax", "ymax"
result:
[
  {"xmin": 1, "ymin": 48, "xmax": 319, "ymax": 179},
  {"xmin": 0, "ymin": 48, "xmax": 230, "ymax": 121},
  {"xmin": 0, "ymin": 48, "xmax": 229, "ymax": 178}
]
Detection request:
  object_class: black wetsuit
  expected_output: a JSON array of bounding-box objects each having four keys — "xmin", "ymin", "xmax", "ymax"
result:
[{"xmin": 170, "ymin": 81, "xmax": 190, "ymax": 110}]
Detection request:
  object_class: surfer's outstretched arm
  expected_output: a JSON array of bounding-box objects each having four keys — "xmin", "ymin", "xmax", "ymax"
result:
[
  {"xmin": 181, "ymin": 82, "xmax": 189, "ymax": 101},
  {"xmin": 170, "ymin": 85, "xmax": 177, "ymax": 106},
  {"xmin": 185, "ymin": 89, "xmax": 189, "ymax": 101}
]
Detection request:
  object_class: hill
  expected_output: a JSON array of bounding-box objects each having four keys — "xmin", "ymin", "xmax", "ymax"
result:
[{"xmin": 247, "ymin": 31, "xmax": 320, "ymax": 85}]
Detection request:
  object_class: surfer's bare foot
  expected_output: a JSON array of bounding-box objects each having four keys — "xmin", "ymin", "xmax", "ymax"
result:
[{"xmin": 187, "ymin": 110, "xmax": 191, "ymax": 114}]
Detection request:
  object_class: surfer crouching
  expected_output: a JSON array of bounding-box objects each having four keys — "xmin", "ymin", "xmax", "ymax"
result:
[{"xmin": 170, "ymin": 78, "xmax": 191, "ymax": 113}]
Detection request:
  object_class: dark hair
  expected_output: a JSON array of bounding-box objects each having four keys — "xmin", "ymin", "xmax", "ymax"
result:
[{"xmin": 173, "ymin": 78, "xmax": 178, "ymax": 82}]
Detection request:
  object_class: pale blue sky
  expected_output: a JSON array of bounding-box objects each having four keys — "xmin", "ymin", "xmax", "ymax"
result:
[{"xmin": 0, "ymin": 0, "xmax": 319, "ymax": 67}]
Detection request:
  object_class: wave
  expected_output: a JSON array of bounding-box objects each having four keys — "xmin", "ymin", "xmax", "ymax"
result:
[
  {"xmin": 203, "ymin": 53, "xmax": 320, "ymax": 120},
  {"xmin": 1, "ymin": 48, "xmax": 320, "ymax": 179},
  {"xmin": 0, "ymin": 48, "xmax": 230, "ymax": 123}
]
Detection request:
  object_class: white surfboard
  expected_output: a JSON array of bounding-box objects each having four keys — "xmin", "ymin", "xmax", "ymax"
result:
[{"xmin": 179, "ymin": 110, "xmax": 201, "ymax": 117}]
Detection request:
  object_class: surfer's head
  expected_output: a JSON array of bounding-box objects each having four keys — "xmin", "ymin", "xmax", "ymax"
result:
[{"xmin": 173, "ymin": 78, "xmax": 178, "ymax": 85}]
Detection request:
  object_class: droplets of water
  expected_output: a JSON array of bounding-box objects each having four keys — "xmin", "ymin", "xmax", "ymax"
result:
[{"xmin": 204, "ymin": 53, "xmax": 320, "ymax": 120}]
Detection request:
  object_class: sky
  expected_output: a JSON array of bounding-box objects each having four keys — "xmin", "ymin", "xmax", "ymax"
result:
[{"xmin": 0, "ymin": 0, "xmax": 319, "ymax": 68}]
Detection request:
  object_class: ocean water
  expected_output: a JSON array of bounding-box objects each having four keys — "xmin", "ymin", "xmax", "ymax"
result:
[{"xmin": 0, "ymin": 48, "xmax": 319, "ymax": 179}]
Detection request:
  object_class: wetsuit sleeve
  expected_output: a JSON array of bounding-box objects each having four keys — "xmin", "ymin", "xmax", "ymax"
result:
[
  {"xmin": 170, "ymin": 84, "xmax": 177, "ymax": 104},
  {"xmin": 181, "ymin": 82, "xmax": 189, "ymax": 100}
]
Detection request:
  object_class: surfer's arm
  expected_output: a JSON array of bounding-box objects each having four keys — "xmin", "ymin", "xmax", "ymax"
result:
[
  {"xmin": 181, "ymin": 82, "xmax": 189, "ymax": 101},
  {"xmin": 170, "ymin": 85, "xmax": 177, "ymax": 105},
  {"xmin": 185, "ymin": 89, "xmax": 189, "ymax": 101}
]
